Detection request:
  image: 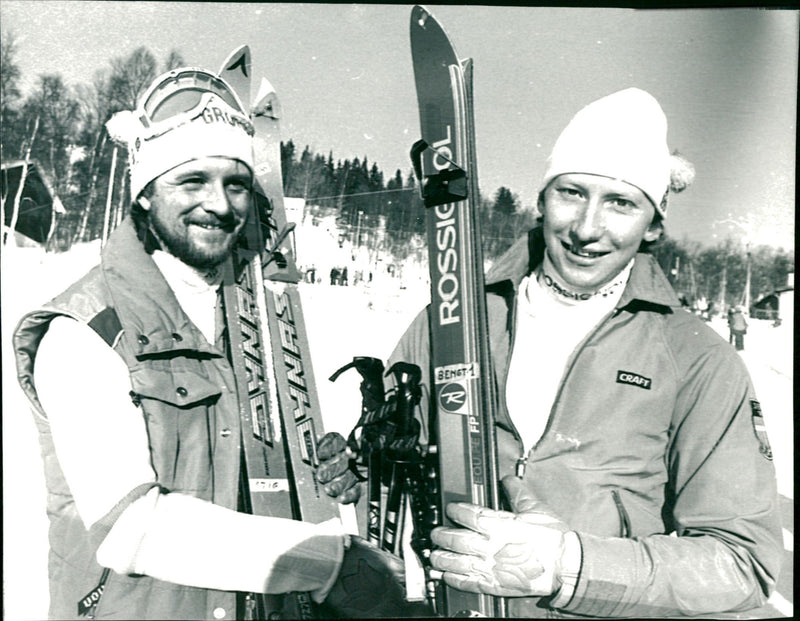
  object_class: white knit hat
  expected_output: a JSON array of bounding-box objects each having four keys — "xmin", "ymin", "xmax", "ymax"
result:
[
  {"xmin": 105, "ymin": 68, "xmax": 255, "ymax": 200},
  {"xmin": 541, "ymin": 88, "xmax": 672, "ymax": 218}
]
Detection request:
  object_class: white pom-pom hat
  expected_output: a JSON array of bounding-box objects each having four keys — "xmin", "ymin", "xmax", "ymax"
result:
[
  {"xmin": 541, "ymin": 88, "xmax": 672, "ymax": 218},
  {"xmin": 105, "ymin": 68, "xmax": 254, "ymax": 200}
]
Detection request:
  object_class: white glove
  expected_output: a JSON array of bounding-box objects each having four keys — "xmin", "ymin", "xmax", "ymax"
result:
[{"xmin": 429, "ymin": 475, "xmax": 572, "ymax": 598}]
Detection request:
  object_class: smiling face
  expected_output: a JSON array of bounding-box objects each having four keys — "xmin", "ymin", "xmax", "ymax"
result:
[
  {"xmin": 540, "ymin": 173, "xmax": 661, "ymax": 293},
  {"xmin": 140, "ymin": 157, "xmax": 253, "ymax": 270}
]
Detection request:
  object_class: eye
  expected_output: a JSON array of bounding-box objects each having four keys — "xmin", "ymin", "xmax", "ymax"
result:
[
  {"xmin": 556, "ymin": 186, "xmax": 584, "ymax": 200},
  {"xmin": 608, "ymin": 197, "xmax": 638, "ymax": 211},
  {"xmin": 226, "ymin": 179, "xmax": 252, "ymax": 194},
  {"xmin": 179, "ymin": 176, "xmax": 206, "ymax": 189}
]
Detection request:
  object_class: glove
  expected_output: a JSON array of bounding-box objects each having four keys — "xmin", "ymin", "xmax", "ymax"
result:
[
  {"xmin": 319, "ymin": 536, "xmax": 435, "ymax": 618},
  {"xmin": 317, "ymin": 432, "xmax": 361, "ymax": 504},
  {"xmin": 429, "ymin": 475, "xmax": 570, "ymax": 598}
]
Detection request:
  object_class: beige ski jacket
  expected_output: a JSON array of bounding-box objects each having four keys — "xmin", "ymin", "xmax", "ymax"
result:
[{"xmin": 388, "ymin": 227, "xmax": 782, "ymax": 618}]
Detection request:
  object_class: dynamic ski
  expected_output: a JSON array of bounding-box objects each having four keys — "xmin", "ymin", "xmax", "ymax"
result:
[
  {"xmin": 409, "ymin": 6, "xmax": 504, "ymax": 617},
  {"xmin": 219, "ymin": 46, "xmax": 340, "ymax": 620}
]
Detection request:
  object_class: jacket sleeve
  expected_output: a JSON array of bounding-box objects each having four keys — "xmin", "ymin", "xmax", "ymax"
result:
[{"xmin": 562, "ymin": 339, "xmax": 782, "ymax": 617}]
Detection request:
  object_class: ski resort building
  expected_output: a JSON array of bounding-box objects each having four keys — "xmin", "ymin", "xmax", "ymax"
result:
[
  {"xmin": 751, "ymin": 272, "xmax": 794, "ymax": 323},
  {"xmin": 1, "ymin": 159, "xmax": 65, "ymax": 244}
]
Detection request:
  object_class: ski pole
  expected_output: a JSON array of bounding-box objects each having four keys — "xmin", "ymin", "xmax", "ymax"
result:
[{"xmin": 381, "ymin": 362, "xmax": 422, "ymax": 555}]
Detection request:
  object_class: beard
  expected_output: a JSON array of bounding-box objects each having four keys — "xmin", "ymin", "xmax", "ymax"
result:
[{"xmin": 148, "ymin": 208, "xmax": 244, "ymax": 270}]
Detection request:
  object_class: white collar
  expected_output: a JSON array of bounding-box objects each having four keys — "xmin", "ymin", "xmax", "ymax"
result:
[{"xmin": 151, "ymin": 250, "xmax": 223, "ymax": 293}]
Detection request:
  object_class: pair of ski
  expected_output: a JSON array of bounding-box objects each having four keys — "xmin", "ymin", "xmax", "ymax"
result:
[
  {"xmin": 220, "ymin": 4, "xmax": 503, "ymax": 617},
  {"xmin": 218, "ymin": 47, "xmax": 339, "ymax": 620},
  {"xmin": 337, "ymin": 7, "xmax": 505, "ymax": 618},
  {"xmin": 408, "ymin": 6, "xmax": 505, "ymax": 618}
]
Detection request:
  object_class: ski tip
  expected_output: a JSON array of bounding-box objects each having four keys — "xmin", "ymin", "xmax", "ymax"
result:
[
  {"xmin": 411, "ymin": 5, "xmax": 432, "ymax": 29},
  {"xmin": 218, "ymin": 44, "xmax": 251, "ymax": 79},
  {"xmin": 252, "ymin": 77, "xmax": 280, "ymax": 118}
]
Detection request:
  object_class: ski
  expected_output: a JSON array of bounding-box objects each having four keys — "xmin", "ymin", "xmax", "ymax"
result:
[
  {"xmin": 409, "ymin": 6, "xmax": 504, "ymax": 617},
  {"xmin": 219, "ymin": 47, "xmax": 340, "ymax": 620},
  {"xmin": 250, "ymin": 76, "xmax": 340, "ymax": 524}
]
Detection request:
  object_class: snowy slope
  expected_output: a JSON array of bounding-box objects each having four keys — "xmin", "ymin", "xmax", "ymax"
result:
[{"xmin": 2, "ymin": 241, "xmax": 792, "ymax": 619}]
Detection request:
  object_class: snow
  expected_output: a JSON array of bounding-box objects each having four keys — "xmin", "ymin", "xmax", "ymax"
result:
[{"xmin": 1, "ymin": 240, "xmax": 793, "ymax": 620}]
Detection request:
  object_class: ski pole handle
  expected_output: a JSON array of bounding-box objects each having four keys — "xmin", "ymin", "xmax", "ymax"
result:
[
  {"xmin": 330, "ymin": 357, "xmax": 386, "ymax": 543},
  {"xmin": 385, "ymin": 362, "xmax": 422, "ymax": 440},
  {"xmin": 329, "ymin": 356, "xmax": 386, "ymax": 410}
]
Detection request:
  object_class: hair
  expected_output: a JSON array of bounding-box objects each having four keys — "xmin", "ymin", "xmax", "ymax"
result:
[
  {"xmin": 638, "ymin": 213, "xmax": 663, "ymax": 253},
  {"xmin": 130, "ymin": 179, "xmax": 162, "ymax": 254},
  {"xmin": 641, "ymin": 151, "xmax": 696, "ymax": 252}
]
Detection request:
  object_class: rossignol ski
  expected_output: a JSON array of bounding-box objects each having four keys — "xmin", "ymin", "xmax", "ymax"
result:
[
  {"xmin": 409, "ymin": 6, "xmax": 505, "ymax": 617},
  {"xmin": 218, "ymin": 45, "xmax": 340, "ymax": 620}
]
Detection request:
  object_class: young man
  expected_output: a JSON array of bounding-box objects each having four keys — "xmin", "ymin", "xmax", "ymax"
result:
[
  {"xmin": 13, "ymin": 64, "xmax": 429, "ymax": 620},
  {"xmin": 320, "ymin": 88, "xmax": 782, "ymax": 617}
]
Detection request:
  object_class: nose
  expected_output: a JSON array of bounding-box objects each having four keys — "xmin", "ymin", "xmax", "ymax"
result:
[
  {"xmin": 200, "ymin": 181, "xmax": 233, "ymax": 218},
  {"xmin": 570, "ymin": 197, "xmax": 604, "ymax": 242}
]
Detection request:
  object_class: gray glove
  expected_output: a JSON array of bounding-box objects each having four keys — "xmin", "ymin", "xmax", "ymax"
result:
[
  {"xmin": 317, "ymin": 432, "xmax": 362, "ymax": 504},
  {"xmin": 319, "ymin": 536, "xmax": 435, "ymax": 618}
]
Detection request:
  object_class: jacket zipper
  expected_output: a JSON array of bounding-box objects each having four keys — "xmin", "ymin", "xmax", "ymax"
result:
[
  {"xmin": 542, "ymin": 308, "xmax": 623, "ymax": 447},
  {"xmin": 612, "ymin": 489, "xmax": 632, "ymax": 538},
  {"xmin": 500, "ymin": 280, "xmax": 527, "ymax": 471},
  {"xmin": 504, "ymin": 281, "xmax": 623, "ymax": 474}
]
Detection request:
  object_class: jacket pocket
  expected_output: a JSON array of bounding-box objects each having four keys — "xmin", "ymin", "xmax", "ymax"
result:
[
  {"xmin": 129, "ymin": 366, "xmax": 222, "ymax": 408},
  {"xmin": 611, "ymin": 489, "xmax": 632, "ymax": 538},
  {"xmin": 128, "ymin": 366, "xmax": 223, "ymax": 494}
]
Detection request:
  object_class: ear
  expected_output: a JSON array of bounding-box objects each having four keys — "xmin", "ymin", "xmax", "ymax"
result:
[
  {"xmin": 536, "ymin": 190, "xmax": 547, "ymax": 221},
  {"xmin": 643, "ymin": 217, "xmax": 663, "ymax": 243},
  {"xmin": 138, "ymin": 196, "xmax": 151, "ymax": 211}
]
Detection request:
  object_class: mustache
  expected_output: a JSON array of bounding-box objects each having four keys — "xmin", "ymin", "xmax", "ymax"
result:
[{"xmin": 186, "ymin": 212, "xmax": 242, "ymax": 231}]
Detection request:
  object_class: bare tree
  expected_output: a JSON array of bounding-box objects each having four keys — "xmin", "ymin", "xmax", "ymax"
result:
[
  {"xmin": 72, "ymin": 69, "xmax": 116, "ymax": 244},
  {"xmin": 1, "ymin": 30, "xmax": 22, "ymax": 142},
  {"xmin": 163, "ymin": 49, "xmax": 187, "ymax": 71},
  {"xmin": 1, "ymin": 29, "xmax": 22, "ymax": 236},
  {"xmin": 108, "ymin": 47, "xmax": 158, "ymax": 110},
  {"xmin": 22, "ymin": 75, "xmax": 80, "ymax": 192}
]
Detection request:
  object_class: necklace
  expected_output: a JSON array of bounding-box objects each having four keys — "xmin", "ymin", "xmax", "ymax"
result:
[{"xmin": 537, "ymin": 253, "xmax": 633, "ymax": 303}]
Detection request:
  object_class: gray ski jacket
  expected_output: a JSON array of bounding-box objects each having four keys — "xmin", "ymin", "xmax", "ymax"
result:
[{"xmin": 387, "ymin": 227, "xmax": 782, "ymax": 618}]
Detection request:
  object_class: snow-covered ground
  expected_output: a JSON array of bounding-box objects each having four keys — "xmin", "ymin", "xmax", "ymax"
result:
[{"xmin": 2, "ymin": 241, "xmax": 793, "ymax": 619}]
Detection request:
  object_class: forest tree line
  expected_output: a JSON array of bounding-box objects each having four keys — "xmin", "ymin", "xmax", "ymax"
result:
[{"xmin": 1, "ymin": 38, "xmax": 793, "ymax": 309}]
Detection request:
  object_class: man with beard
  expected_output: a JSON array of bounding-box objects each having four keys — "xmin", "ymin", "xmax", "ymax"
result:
[
  {"xmin": 13, "ymin": 64, "xmax": 429, "ymax": 620},
  {"xmin": 318, "ymin": 88, "xmax": 782, "ymax": 618}
]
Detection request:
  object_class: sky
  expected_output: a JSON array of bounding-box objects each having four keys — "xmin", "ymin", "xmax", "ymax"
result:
[{"xmin": 2, "ymin": 2, "xmax": 797, "ymax": 250}]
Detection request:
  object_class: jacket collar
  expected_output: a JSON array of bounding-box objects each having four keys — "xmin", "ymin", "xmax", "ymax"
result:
[
  {"xmin": 485, "ymin": 227, "xmax": 680, "ymax": 311},
  {"xmin": 101, "ymin": 218, "xmax": 220, "ymax": 357}
]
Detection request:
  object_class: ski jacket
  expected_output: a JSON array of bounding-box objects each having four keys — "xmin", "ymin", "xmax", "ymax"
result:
[
  {"xmin": 729, "ymin": 311, "xmax": 748, "ymax": 333},
  {"xmin": 14, "ymin": 219, "xmax": 243, "ymax": 620},
  {"xmin": 388, "ymin": 227, "xmax": 782, "ymax": 618}
]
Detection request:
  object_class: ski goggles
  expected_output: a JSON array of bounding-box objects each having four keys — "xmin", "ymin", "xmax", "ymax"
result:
[{"xmin": 136, "ymin": 68, "xmax": 252, "ymax": 139}]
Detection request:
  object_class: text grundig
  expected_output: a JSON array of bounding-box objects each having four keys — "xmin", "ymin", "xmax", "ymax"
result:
[{"xmin": 616, "ymin": 370, "xmax": 652, "ymax": 390}]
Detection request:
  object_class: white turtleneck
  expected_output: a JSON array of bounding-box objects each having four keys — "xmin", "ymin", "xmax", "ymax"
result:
[
  {"xmin": 505, "ymin": 254, "xmax": 633, "ymax": 453},
  {"xmin": 150, "ymin": 250, "xmax": 223, "ymax": 344}
]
